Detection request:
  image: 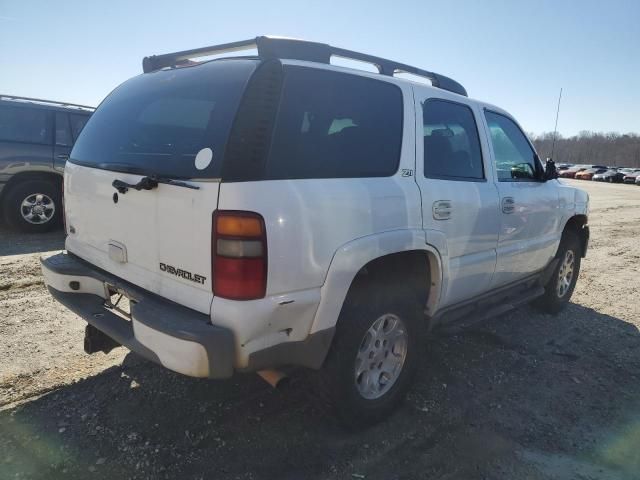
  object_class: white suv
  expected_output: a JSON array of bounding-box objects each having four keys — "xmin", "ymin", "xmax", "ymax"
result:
[{"xmin": 42, "ymin": 36, "xmax": 589, "ymax": 427}]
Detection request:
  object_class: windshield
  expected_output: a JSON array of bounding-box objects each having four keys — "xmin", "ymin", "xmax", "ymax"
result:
[{"xmin": 70, "ymin": 59, "xmax": 258, "ymax": 179}]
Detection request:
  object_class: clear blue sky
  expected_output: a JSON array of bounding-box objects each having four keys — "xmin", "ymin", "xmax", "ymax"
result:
[{"xmin": 1, "ymin": 0, "xmax": 639, "ymax": 136}]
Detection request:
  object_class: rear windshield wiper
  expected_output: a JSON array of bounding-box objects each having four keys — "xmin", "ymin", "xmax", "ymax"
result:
[{"xmin": 112, "ymin": 175, "xmax": 199, "ymax": 194}]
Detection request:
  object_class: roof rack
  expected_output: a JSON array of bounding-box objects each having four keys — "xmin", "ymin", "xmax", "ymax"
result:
[
  {"xmin": 0, "ymin": 94, "xmax": 95, "ymax": 111},
  {"xmin": 142, "ymin": 36, "xmax": 468, "ymax": 97}
]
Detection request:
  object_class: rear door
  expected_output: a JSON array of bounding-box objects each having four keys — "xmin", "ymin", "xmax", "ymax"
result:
[
  {"xmin": 64, "ymin": 60, "xmax": 258, "ymax": 314},
  {"xmin": 482, "ymin": 110, "xmax": 560, "ymax": 288},
  {"xmin": 414, "ymin": 93, "xmax": 500, "ymax": 307}
]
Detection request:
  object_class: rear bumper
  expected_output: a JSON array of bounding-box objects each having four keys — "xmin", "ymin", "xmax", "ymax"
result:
[{"xmin": 41, "ymin": 252, "xmax": 234, "ymax": 379}]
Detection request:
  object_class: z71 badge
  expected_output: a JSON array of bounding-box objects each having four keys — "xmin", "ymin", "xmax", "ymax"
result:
[{"xmin": 159, "ymin": 262, "xmax": 206, "ymax": 285}]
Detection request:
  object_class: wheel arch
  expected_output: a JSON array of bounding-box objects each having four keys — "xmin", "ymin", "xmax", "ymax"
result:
[
  {"xmin": 0, "ymin": 171, "xmax": 63, "ymax": 228},
  {"xmin": 0, "ymin": 171, "xmax": 63, "ymax": 202},
  {"xmin": 309, "ymin": 229, "xmax": 443, "ymax": 335},
  {"xmin": 562, "ymin": 214, "xmax": 589, "ymax": 258}
]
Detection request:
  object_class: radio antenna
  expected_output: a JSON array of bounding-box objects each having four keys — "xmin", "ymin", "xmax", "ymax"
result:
[{"xmin": 550, "ymin": 87, "xmax": 563, "ymax": 159}]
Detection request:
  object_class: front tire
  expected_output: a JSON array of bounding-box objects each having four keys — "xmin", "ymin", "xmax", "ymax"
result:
[
  {"xmin": 2, "ymin": 179, "xmax": 62, "ymax": 233},
  {"xmin": 314, "ymin": 281, "xmax": 425, "ymax": 429},
  {"xmin": 534, "ymin": 230, "xmax": 582, "ymax": 314}
]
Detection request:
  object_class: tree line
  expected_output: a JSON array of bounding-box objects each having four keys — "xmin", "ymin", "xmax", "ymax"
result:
[{"xmin": 529, "ymin": 131, "xmax": 640, "ymax": 168}]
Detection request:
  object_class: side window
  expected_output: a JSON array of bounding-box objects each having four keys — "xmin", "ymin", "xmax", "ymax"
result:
[
  {"xmin": 55, "ymin": 112, "xmax": 72, "ymax": 146},
  {"xmin": 0, "ymin": 105, "xmax": 51, "ymax": 144},
  {"xmin": 69, "ymin": 113, "xmax": 90, "ymax": 142},
  {"xmin": 266, "ymin": 67, "xmax": 403, "ymax": 179},
  {"xmin": 485, "ymin": 111, "xmax": 538, "ymax": 181},
  {"xmin": 422, "ymin": 99, "xmax": 484, "ymax": 180}
]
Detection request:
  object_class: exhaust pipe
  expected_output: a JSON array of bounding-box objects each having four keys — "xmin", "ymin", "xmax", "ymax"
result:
[{"xmin": 257, "ymin": 369, "xmax": 289, "ymax": 389}]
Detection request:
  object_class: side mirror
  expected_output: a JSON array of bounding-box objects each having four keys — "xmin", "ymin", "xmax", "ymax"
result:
[
  {"xmin": 511, "ymin": 163, "xmax": 535, "ymax": 180},
  {"xmin": 544, "ymin": 157, "xmax": 558, "ymax": 180}
]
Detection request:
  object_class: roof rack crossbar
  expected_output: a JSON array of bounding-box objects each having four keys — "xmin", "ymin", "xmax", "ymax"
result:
[
  {"xmin": 0, "ymin": 94, "xmax": 95, "ymax": 111},
  {"xmin": 142, "ymin": 36, "xmax": 467, "ymax": 97}
]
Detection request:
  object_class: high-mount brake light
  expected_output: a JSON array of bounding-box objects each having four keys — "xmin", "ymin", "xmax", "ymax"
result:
[{"xmin": 212, "ymin": 211, "xmax": 267, "ymax": 300}]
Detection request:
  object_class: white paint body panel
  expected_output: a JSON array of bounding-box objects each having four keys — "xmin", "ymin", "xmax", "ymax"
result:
[
  {"xmin": 474, "ymin": 107, "xmax": 565, "ymax": 288},
  {"xmin": 64, "ymin": 162, "xmax": 217, "ymax": 314},
  {"xmin": 213, "ymin": 76, "xmax": 423, "ymax": 363},
  {"xmin": 490, "ymin": 180, "xmax": 561, "ymax": 287},
  {"xmin": 413, "ymin": 91, "xmax": 500, "ymax": 307}
]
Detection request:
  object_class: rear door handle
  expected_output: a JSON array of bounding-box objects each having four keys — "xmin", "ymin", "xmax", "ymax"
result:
[
  {"xmin": 56, "ymin": 154, "xmax": 69, "ymax": 160},
  {"xmin": 502, "ymin": 196, "xmax": 515, "ymax": 214},
  {"xmin": 432, "ymin": 200, "xmax": 452, "ymax": 220}
]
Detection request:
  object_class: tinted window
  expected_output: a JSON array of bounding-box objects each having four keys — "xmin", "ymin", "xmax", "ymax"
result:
[
  {"xmin": 69, "ymin": 113, "xmax": 90, "ymax": 141},
  {"xmin": 485, "ymin": 111, "xmax": 538, "ymax": 181},
  {"xmin": 55, "ymin": 112, "xmax": 72, "ymax": 146},
  {"xmin": 265, "ymin": 67, "xmax": 403, "ymax": 179},
  {"xmin": 70, "ymin": 60, "xmax": 258, "ymax": 179},
  {"xmin": 423, "ymin": 99, "xmax": 483, "ymax": 180},
  {"xmin": 0, "ymin": 105, "xmax": 51, "ymax": 144}
]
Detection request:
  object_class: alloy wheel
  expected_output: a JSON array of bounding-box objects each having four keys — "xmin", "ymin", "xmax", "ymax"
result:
[
  {"xmin": 556, "ymin": 249, "xmax": 575, "ymax": 298},
  {"xmin": 20, "ymin": 193, "xmax": 56, "ymax": 225},
  {"xmin": 354, "ymin": 313, "xmax": 408, "ymax": 400}
]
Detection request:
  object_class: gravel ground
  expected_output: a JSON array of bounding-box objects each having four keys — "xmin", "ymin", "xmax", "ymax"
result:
[{"xmin": 1, "ymin": 179, "xmax": 639, "ymax": 479}]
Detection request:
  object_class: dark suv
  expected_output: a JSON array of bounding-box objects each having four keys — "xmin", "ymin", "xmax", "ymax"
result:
[{"xmin": 0, "ymin": 95, "xmax": 93, "ymax": 232}]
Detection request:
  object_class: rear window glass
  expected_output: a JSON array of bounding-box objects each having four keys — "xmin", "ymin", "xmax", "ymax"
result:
[
  {"xmin": 265, "ymin": 67, "xmax": 403, "ymax": 179},
  {"xmin": 0, "ymin": 105, "xmax": 51, "ymax": 145},
  {"xmin": 70, "ymin": 60, "xmax": 257, "ymax": 179}
]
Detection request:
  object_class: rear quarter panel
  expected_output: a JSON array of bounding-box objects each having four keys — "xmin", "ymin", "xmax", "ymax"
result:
[
  {"xmin": 216, "ymin": 73, "xmax": 421, "ymax": 298},
  {"xmin": 214, "ymin": 76, "xmax": 422, "ymax": 356}
]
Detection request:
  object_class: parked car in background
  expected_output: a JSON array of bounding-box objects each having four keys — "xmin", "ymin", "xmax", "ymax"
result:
[
  {"xmin": 575, "ymin": 167, "xmax": 607, "ymax": 180},
  {"xmin": 592, "ymin": 169, "xmax": 625, "ymax": 183},
  {"xmin": 559, "ymin": 165, "xmax": 588, "ymax": 178},
  {"xmin": 557, "ymin": 163, "xmax": 572, "ymax": 171},
  {"xmin": 0, "ymin": 95, "xmax": 93, "ymax": 232},
  {"xmin": 623, "ymin": 169, "xmax": 640, "ymax": 184}
]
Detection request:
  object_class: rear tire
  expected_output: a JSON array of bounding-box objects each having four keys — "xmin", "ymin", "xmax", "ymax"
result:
[
  {"xmin": 313, "ymin": 280, "xmax": 425, "ymax": 429},
  {"xmin": 534, "ymin": 230, "xmax": 582, "ymax": 314},
  {"xmin": 2, "ymin": 179, "xmax": 62, "ymax": 233}
]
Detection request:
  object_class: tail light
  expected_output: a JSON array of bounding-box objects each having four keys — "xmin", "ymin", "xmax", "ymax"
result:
[{"xmin": 212, "ymin": 211, "xmax": 267, "ymax": 300}]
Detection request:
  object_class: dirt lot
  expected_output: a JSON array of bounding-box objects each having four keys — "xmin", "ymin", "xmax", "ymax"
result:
[{"xmin": 1, "ymin": 179, "xmax": 639, "ymax": 480}]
